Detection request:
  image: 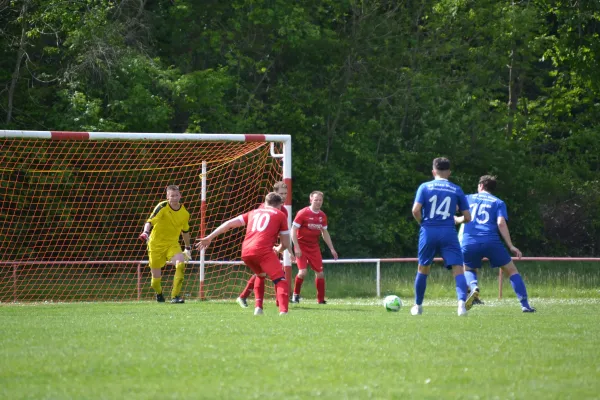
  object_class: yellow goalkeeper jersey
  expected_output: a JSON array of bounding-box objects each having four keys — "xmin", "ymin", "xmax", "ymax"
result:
[{"xmin": 146, "ymin": 201, "xmax": 190, "ymax": 248}]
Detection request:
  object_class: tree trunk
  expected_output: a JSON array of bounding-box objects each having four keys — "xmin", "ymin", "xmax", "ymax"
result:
[
  {"xmin": 506, "ymin": 48, "xmax": 514, "ymax": 138},
  {"xmin": 6, "ymin": 1, "xmax": 28, "ymax": 125}
]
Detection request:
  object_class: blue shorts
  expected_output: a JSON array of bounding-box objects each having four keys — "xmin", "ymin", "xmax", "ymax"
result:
[
  {"xmin": 418, "ymin": 227, "xmax": 463, "ymax": 268},
  {"xmin": 461, "ymin": 242, "xmax": 512, "ymax": 269}
]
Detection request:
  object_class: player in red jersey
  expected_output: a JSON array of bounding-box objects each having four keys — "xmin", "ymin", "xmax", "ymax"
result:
[
  {"xmin": 291, "ymin": 191, "xmax": 338, "ymax": 304},
  {"xmin": 195, "ymin": 192, "xmax": 294, "ymax": 315},
  {"xmin": 236, "ymin": 181, "xmax": 289, "ymax": 308}
]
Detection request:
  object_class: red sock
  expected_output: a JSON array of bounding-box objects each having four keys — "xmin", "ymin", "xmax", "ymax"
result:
[
  {"xmin": 316, "ymin": 277, "xmax": 325, "ymax": 303},
  {"xmin": 293, "ymin": 276, "xmax": 304, "ymax": 296},
  {"xmin": 253, "ymin": 276, "xmax": 265, "ymax": 309},
  {"xmin": 275, "ymin": 280, "xmax": 289, "ymax": 313},
  {"xmin": 240, "ymin": 275, "xmax": 256, "ymax": 299}
]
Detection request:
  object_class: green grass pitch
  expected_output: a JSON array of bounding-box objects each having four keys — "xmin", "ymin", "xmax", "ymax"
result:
[{"xmin": 1, "ymin": 298, "xmax": 599, "ymax": 399}]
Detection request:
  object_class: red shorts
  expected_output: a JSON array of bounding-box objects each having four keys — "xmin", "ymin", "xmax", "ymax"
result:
[
  {"xmin": 296, "ymin": 247, "xmax": 323, "ymax": 273},
  {"xmin": 242, "ymin": 252, "xmax": 285, "ymax": 282}
]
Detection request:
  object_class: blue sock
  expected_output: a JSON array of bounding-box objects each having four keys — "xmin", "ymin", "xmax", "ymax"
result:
[
  {"xmin": 464, "ymin": 270, "xmax": 478, "ymax": 291},
  {"xmin": 509, "ymin": 274, "xmax": 530, "ymax": 308},
  {"xmin": 414, "ymin": 272, "xmax": 428, "ymax": 305},
  {"xmin": 455, "ymin": 274, "xmax": 468, "ymax": 301}
]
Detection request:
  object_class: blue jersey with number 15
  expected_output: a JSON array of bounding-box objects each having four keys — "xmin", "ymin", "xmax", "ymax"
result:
[{"xmin": 414, "ymin": 178, "xmax": 469, "ymax": 228}]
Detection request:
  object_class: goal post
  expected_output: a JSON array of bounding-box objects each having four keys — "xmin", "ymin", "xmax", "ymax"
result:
[{"xmin": 0, "ymin": 130, "xmax": 292, "ymax": 302}]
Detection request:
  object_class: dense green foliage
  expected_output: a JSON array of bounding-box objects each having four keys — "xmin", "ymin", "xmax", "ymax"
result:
[{"xmin": 2, "ymin": 0, "xmax": 599, "ymax": 257}]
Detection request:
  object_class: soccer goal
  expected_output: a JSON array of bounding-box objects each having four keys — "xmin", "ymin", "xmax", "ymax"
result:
[{"xmin": 0, "ymin": 130, "xmax": 292, "ymax": 302}]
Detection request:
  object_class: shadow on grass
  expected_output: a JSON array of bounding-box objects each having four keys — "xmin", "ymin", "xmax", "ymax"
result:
[{"xmin": 290, "ymin": 306, "xmax": 371, "ymax": 313}]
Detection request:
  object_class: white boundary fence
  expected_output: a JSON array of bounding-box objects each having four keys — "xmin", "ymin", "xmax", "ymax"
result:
[
  {"xmin": 196, "ymin": 256, "xmax": 600, "ymax": 299},
  {"xmin": 2, "ymin": 257, "xmax": 598, "ymax": 301}
]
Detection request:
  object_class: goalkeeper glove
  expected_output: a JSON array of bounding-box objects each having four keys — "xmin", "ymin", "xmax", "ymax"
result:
[
  {"xmin": 183, "ymin": 247, "xmax": 192, "ymax": 261},
  {"xmin": 139, "ymin": 232, "xmax": 149, "ymax": 242}
]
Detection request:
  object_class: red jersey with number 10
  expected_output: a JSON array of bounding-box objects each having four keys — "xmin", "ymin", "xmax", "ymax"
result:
[
  {"xmin": 292, "ymin": 207, "xmax": 328, "ymax": 249},
  {"xmin": 239, "ymin": 207, "xmax": 289, "ymax": 257}
]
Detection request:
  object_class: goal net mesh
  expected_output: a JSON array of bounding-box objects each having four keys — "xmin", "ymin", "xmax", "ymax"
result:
[{"xmin": 0, "ymin": 136, "xmax": 283, "ymax": 302}]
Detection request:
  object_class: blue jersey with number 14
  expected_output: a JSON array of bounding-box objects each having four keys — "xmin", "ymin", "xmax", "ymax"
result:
[
  {"xmin": 414, "ymin": 178, "xmax": 469, "ymax": 228},
  {"xmin": 460, "ymin": 192, "xmax": 508, "ymax": 245}
]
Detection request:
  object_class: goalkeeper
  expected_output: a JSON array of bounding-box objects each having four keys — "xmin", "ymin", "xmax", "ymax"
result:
[{"xmin": 139, "ymin": 185, "xmax": 192, "ymax": 304}]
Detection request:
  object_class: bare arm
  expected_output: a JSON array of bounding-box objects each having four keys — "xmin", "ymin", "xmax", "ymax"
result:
[
  {"xmin": 455, "ymin": 209, "xmax": 472, "ymax": 225},
  {"xmin": 275, "ymin": 233, "xmax": 295, "ymax": 258},
  {"xmin": 142, "ymin": 222, "xmax": 152, "ymax": 233},
  {"xmin": 195, "ymin": 217, "xmax": 244, "ymax": 250},
  {"xmin": 412, "ymin": 203, "xmax": 422, "ymax": 224},
  {"xmin": 291, "ymin": 224, "xmax": 302, "ymax": 258},
  {"xmin": 181, "ymin": 231, "xmax": 192, "ymax": 260},
  {"xmin": 181, "ymin": 232, "xmax": 191, "ymax": 249},
  {"xmin": 321, "ymin": 229, "xmax": 338, "ymax": 260},
  {"xmin": 139, "ymin": 222, "xmax": 152, "ymax": 241},
  {"xmin": 498, "ymin": 217, "xmax": 522, "ymax": 258}
]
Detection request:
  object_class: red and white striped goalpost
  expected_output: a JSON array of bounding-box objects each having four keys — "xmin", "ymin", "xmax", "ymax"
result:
[{"xmin": 0, "ymin": 130, "xmax": 292, "ymax": 302}]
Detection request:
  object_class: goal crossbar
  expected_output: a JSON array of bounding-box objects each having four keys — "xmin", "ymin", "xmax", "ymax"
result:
[
  {"xmin": 0, "ymin": 130, "xmax": 291, "ymax": 143},
  {"xmin": 0, "ymin": 130, "xmax": 292, "ymax": 302}
]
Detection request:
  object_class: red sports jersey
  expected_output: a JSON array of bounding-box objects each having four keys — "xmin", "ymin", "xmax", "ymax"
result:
[
  {"xmin": 292, "ymin": 207, "xmax": 328, "ymax": 249},
  {"xmin": 239, "ymin": 207, "xmax": 289, "ymax": 257},
  {"xmin": 259, "ymin": 203, "xmax": 288, "ymax": 218}
]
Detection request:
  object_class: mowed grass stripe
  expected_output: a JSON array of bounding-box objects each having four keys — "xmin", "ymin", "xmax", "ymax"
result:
[{"xmin": 1, "ymin": 300, "xmax": 599, "ymax": 399}]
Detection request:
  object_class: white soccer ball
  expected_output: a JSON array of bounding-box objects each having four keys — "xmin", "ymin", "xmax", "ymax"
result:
[{"xmin": 383, "ymin": 295, "xmax": 402, "ymax": 312}]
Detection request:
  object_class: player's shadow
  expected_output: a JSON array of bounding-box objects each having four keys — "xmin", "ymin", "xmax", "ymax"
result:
[{"xmin": 290, "ymin": 306, "xmax": 370, "ymax": 313}]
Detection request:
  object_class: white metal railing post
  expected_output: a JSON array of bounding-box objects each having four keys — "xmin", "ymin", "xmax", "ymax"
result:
[{"xmin": 376, "ymin": 260, "xmax": 381, "ymax": 297}]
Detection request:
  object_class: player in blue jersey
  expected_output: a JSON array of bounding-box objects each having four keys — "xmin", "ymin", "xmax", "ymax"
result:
[
  {"xmin": 411, "ymin": 157, "xmax": 472, "ymax": 316},
  {"xmin": 455, "ymin": 175, "xmax": 536, "ymax": 312}
]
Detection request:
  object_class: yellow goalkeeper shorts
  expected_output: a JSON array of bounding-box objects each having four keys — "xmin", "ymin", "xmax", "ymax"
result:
[{"xmin": 148, "ymin": 244, "xmax": 182, "ymax": 269}]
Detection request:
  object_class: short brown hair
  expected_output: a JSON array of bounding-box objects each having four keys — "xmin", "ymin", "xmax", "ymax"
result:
[
  {"xmin": 433, "ymin": 157, "xmax": 450, "ymax": 171},
  {"xmin": 265, "ymin": 192, "xmax": 283, "ymax": 207},
  {"xmin": 166, "ymin": 185, "xmax": 180, "ymax": 192},
  {"xmin": 479, "ymin": 175, "xmax": 497, "ymax": 192},
  {"xmin": 310, "ymin": 191, "xmax": 323, "ymax": 199}
]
